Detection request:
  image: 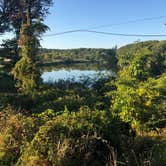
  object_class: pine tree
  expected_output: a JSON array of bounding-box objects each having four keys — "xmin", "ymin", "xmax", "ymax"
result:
[
  {"xmin": 11, "ymin": 22, "xmax": 39, "ymax": 95},
  {"xmin": 11, "ymin": 0, "xmax": 52, "ymax": 95}
]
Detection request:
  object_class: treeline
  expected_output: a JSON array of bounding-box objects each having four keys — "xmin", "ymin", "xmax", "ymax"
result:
[
  {"xmin": 39, "ymin": 48, "xmax": 116, "ymax": 65},
  {"xmin": 0, "ymin": 46, "xmax": 118, "ymax": 70}
]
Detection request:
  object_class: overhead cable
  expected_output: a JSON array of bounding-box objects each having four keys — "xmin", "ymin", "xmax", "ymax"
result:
[{"xmin": 43, "ymin": 29, "xmax": 166, "ymax": 37}]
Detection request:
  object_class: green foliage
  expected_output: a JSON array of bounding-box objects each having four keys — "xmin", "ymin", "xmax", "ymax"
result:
[
  {"xmin": 110, "ymin": 41, "xmax": 166, "ymax": 133},
  {"xmin": 102, "ymin": 47, "xmax": 118, "ymax": 70},
  {"xmin": 118, "ymin": 40, "xmax": 166, "ymax": 74},
  {"xmin": 18, "ymin": 108, "xmax": 119, "ymax": 165},
  {"xmin": 111, "ymin": 76, "xmax": 166, "ymax": 132},
  {"xmin": 39, "ymin": 48, "xmax": 118, "ymax": 69},
  {"xmin": 0, "ymin": 72, "xmax": 15, "ymax": 93},
  {"xmin": 1, "ymin": 40, "xmax": 166, "ymax": 165},
  {"xmin": 121, "ymin": 136, "xmax": 166, "ymax": 166},
  {"xmin": 12, "ymin": 55, "xmax": 38, "ymax": 95},
  {"xmin": 18, "ymin": 136, "xmax": 113, "ymax": 166},
  {"xmin": 11, "ymin": 22, "xmax": 40, "ymax": 95},
  {"xmin": 4, "ymin": 0, "xmax": 53, "ymax": 96},
  {"xmin": 0, "ymin": 107, "xmax": 23, "ymax": 165}
]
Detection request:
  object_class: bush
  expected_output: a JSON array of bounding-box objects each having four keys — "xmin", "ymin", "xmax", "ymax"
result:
[
  {"xmin": 0, "ymin": 108, "xmax": 23, "ymax": 165},
  {"xmin": 18, "ymin": 107, "xmax": 124, "ymax": 165}
]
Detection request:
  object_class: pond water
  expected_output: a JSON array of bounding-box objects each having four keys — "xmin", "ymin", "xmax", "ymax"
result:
[
  {"xmin": 41, "ymin": 63, "xmax": 113, "ymax": 83},
  {"xmin": 41, "ymin": 69, "xmax": 111, "ymax": 83}
]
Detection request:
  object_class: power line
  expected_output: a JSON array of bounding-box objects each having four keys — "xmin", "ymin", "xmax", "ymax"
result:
[
  {"xmin": 43, "ymin": 29, "xmax": 166, "ymax": 37},
  {"xmin": 88, "ymin": 15, "xmax": 166, "ymax": 30},
  {"xmin": 43, "ymin": 15, "xmax": 166, "ymax": 38}
]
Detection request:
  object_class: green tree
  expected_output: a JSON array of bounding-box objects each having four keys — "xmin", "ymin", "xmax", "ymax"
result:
[
  {"xmin": 11, "ymin": 0, "xmax": 52, "ymax": 95},
  {"xmin": 103, "ymin": 47, "xmax": 118, "ymax": 71},
  {"xmin": 110, "ymin": 43, "xmax": 166, "ymax": 132}
]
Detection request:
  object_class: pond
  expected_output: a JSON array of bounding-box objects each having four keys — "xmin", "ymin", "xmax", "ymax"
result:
[
  {"xmin": 41, "ymin": 63, "xmax": 113, "ymax": 83},
  {"xmin": 41, "ymin": 69, "xmax": 111, "ymax": 83}
]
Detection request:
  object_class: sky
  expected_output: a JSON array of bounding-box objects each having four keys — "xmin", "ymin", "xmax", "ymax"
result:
[{"xmin": 1, "ymin": 0, "xmax": 166, "ymax": 49}]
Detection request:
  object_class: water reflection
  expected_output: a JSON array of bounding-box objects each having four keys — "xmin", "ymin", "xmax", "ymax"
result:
[
  {"xmin": 41, "ymin": 69, "xmax": 110, "ymax": 83},
  {"xmin": 40, "ymin": 62, "xmax": 107, "ymax": 73},
  {"xmin": 41, "ymin": 63, "xmax": 113, "ymax": 83}
]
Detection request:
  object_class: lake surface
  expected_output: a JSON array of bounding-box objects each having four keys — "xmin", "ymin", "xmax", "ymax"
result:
[
  {"xmin": 41, "ymin": 69, "xmax": 111, "ymax": 83},
  {"xmin": 41, "ymin": 63, "xmax": 112, "ymax": 83}
]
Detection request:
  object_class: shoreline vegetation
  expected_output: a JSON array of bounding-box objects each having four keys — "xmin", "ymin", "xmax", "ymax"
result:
[{"xmin": 39, "ymin": 59, "xmax": 102, "ymax": 66}]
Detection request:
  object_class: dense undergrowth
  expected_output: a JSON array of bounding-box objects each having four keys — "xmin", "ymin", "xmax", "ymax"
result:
[{"xmin": 0, "ymin": 40, "xmax": 166, "ymax": 165}]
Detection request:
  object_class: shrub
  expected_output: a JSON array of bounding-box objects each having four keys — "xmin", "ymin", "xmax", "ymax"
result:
[{"xmin": 18, "ymin": 107, "xmax": 124, "ymax": 165}]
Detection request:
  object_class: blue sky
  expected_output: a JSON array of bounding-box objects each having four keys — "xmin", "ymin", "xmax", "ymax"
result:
[{"xmin": 1, "ymin": 0, "xmax": 166, "ymax": 48}]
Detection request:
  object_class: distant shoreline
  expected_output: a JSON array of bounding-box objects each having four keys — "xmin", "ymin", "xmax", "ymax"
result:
[{"xmin": 39, "ymin": 60, "xmax": 103, "ymax": 66}]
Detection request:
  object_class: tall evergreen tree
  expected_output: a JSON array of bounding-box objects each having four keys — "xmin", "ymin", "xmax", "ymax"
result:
[{"xmin": 10, "ymin": 0, "xmax": 53, "ymax": 95}]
